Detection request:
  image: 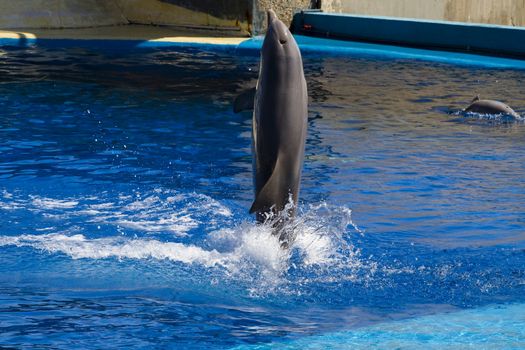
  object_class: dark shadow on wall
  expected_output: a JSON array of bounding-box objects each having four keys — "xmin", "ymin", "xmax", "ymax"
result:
[
  {"xmin": 16, "ymin": 32, "xmax": 28, "ymax": 46},
  {"xmin": 160, "ymin": 0, "xmax": 252, "ymax": 20},
  {"xmin": 159, "ymin": 0, "xmax": 320, "ymax": 35},
  {"xmin": 310, "ymin": 0, "xmax": 322, "ymax": 9}
]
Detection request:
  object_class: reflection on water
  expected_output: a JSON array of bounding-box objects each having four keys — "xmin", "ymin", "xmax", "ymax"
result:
[
  {"xmin": 0, "ymin": 46, "xmax": 524, "ymax": 348},
  {"xmin": 304, "ymin": 56, "xmax": 525, "ymax": 248}
]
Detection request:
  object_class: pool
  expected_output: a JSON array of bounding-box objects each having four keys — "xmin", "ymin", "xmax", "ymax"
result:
[{"xmin": 0, "ymin": 42, "xmax": 524, "ymax": 349}]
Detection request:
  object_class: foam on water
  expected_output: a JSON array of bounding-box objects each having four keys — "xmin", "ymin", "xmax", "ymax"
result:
[
  {"xmin": 31, "ymin": 197, "xmax": 80, "ymax": 209},
  {"xmin": 0, "ymin": 189, "xmax": 363, "ymax": 291},
  {"xmin": 0, "ymin": 233, "xmax": 225, "ymax": 266},
  {"xmin": 1, "ymin": 188, "xmax": 232, "ymax": 236},
  {"xmin": 451, "ymin": 110, "xmax": 525, "ymax": 124},
  {"xmin": 2, "ymin": 186, "xmax": 522, "ymax": 307}
]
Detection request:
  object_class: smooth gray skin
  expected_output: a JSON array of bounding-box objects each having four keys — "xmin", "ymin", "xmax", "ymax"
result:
[
  {"xmin": 465, "ymin": 96, "xmax": 520, "ymax": 119},
  {"xmin": 248, "ymin": 10, "xmax": 308, "ymax": 230}
]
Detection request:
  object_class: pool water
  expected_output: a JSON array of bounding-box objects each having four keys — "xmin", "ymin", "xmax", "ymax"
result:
[{"xmin": 0, "ymin": 45, "xmax": 524, "ymax": 349}]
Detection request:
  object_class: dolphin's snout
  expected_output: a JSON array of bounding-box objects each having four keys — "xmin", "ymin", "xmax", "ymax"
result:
[
  {"xmin": 263, "ymin": 9, "xmax": 298, "ymax": 54},
  {"xmin": 267, "ymin": 10, "xmax": 277, "ymax": 25},
  {"xmin": 267, "ymin": 10, "xmax": 289, "ymax": 45}
]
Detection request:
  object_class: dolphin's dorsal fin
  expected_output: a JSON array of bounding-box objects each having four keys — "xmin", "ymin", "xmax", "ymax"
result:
[
  {"xmin": 250, "ymin": 156, "xmax": 286, "ymax": 214},
  {"xmin": 471, "ymin": 95, "xmax": 480, "ymax": 103},
  {"xmin": 233, "ymin": 87, "xmax": 256, "ymax": 113}
]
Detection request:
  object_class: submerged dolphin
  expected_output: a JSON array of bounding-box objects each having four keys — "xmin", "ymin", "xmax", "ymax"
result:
[
  {"xmin": 234, "ymin": 10, "xmax": 308, "ymax": 245},
  {"xmin": 464, "ymin": 96, "xmax": 520, "ymax": 119}
]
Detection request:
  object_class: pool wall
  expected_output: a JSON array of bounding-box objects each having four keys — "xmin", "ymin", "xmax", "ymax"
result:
[
  {"xmin": 0, "ymin": 0, "xmax": 127, "ymax": 29},
  {"xmin": 3, "ymin": 26, "xmax": 525, "ymax": 71},
  {"xmin": 292, "ymin": 11, "xmax": 525, "ymax": 59},
  {"xmin": 0, "ymin": 0, "xmax": 253, "ymax": 34},
  {"xmin": 114, "ymin": 0, "xmax": 253, "ymax": 35},
  {"xmin": 0, "ymin": 0, "xmax": 312, "ymax": 36}
]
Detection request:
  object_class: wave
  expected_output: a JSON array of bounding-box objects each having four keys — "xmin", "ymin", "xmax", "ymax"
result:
[
  {"xmin": 1, "ymin": 188, "xmax": 233, "ymax": 237},
  {"xmin": 450, "ymin": 109, "xmax": 525, "ymax": 123},
  {"xmin": 2, "ymin": 188, "xmax": 523, "ymax": 305},
  {"xmin": 0, "ymin": 234, "xmax": 225, "ymax": 267},
  {"xmin": 0, "ymin": 189, "xmax": 363, "ymax": 283},
  {"xmin": 0, "ymin": 205, "xmax": 360, "ymax": 268}
]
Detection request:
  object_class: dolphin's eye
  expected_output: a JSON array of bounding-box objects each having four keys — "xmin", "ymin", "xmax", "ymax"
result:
[{"xmin": 279, "ymin": 39, "xmax": 287, "ymax": 45}]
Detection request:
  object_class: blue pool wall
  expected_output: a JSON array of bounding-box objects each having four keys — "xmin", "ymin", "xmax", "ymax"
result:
[
  {"xmin": 2, "ymin": 33, "xmax": 525, "ymax": 71},
  {"xmin": 292, "ymin": 11, "xmax": 525, "ymax": 59}
]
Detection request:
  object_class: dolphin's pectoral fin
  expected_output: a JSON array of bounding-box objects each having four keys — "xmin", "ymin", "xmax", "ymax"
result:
[
  {"xmin": 233, "ymin": 87, "xmax": 256, "ymax": 113},
  {"xmin": 249, "ymin": 159, "xmax": 285, "ymax": 215}
]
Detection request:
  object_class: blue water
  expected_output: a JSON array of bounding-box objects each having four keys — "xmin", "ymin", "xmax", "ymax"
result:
[{"xmin": 0, "ymin": 45, "xmax": 524, "ymax": 349}]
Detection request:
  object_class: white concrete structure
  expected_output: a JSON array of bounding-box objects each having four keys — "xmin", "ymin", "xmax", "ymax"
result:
[{"xmin": 322, "ymin": 0, "xmax": 525, "ymax": 27}]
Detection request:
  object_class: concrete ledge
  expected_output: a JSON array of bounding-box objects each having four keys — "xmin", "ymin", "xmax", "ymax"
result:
[
  {"xmin": 2, "ymin": 26, "xmax": 525, "ymax": 70},
  {"xmin": 292, "ymin": 12, "xmax": 525, "ymax": 59},
  {"xmin": 0, "ymin": 25, "xmax": 246, "ymax": 41},
  {"xmin": 0, "ymin": 27, "xmax": 248, "ymax": 53}
]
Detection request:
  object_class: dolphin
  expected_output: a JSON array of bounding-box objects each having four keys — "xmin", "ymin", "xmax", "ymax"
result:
[
  {"xmin": 234, "ymin": 10, "xmax": 308, "ymax": 245},
  {"xmin": 464, "ymin": 96, "xmax": 520, "ymax": 119}
]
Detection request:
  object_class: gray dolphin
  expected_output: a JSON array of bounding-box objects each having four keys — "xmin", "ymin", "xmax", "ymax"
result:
[
  {"xmin": 234, "ymin": 10, "xmax": 308, "ymax": 245},
  {"xmin": 464, "ymin": 96, "xmax": 520, "ymax": 119}
]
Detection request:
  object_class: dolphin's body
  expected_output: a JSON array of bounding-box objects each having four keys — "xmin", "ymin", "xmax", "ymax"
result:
[
  {"xmin": 251, "ymin": 10, "xmax": 308, "ymax": 225},
  {"xmin": 235, "ymin": 10, "xmax": 308, "ymax": 244},
  {"xmin": 465, "ymin": 96, "xmax": 520, "ymax": 119}
]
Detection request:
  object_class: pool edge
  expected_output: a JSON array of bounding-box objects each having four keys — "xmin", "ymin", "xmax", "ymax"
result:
[{"xmin": 2, "ymin": 28, "xmax": 525, "ymax": 70}]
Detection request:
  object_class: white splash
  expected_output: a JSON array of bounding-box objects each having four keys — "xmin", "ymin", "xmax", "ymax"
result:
[
  {"xmin": 458, "ymin": 110, "xmax": 525, "ymax": 123},
  {"xmin": 208, "ymin": 223, "xmax": 288, "ymax": 274},
  {"xmin": 294, "ymin": 224, "xmax": 334, "ymax": 266},
  {"xmin": 0, "ymin": 188, "xmax": 364, "ymax": 287}
]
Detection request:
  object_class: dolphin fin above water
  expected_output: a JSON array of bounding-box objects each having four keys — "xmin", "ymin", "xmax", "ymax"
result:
[
  {"xmin": 464, "ymin": 95, "xmax": 520, "ymax": 119},
  {"xmin": 233, "ymin": 87, "xmax": 256, "ymax": 113}
]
